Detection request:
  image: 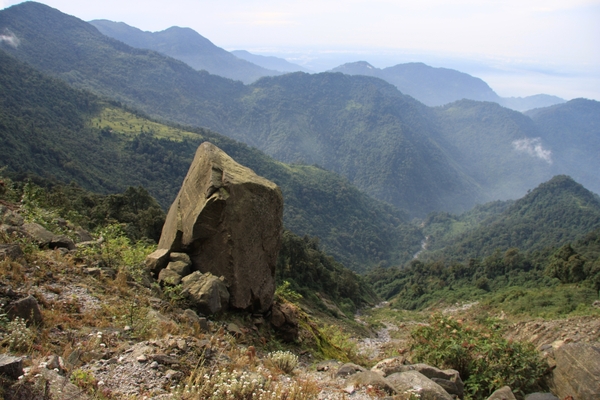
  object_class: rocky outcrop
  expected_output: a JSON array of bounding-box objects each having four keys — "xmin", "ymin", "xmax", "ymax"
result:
[
  {"xmin": 549, "ymin": 342, "xmax": 600, "ymax": 399},
  {"xmin": 154, "ymin": 142, "xmax": 283, "ymax": 313}
]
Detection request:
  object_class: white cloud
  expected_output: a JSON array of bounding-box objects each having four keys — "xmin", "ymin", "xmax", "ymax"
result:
[{"xmin": 512, "ymin": 137, "xmax": 553, "ymax": 164}]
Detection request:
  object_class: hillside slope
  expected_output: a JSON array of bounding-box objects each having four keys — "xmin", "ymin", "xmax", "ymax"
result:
[
  {"xmin": 89, "ymin": 20, "xmax": 280, "ymax": 83},
  {"xmin": 526, "ymin": 99, "xmax": 600, "ymax": 195},
  {"xmin": 0, "ymin": 48, "xmax": 422, "ymax": 271},
  {"xmin": 419, "ymin": 175, "xmax": 600, "ymax": 262}
]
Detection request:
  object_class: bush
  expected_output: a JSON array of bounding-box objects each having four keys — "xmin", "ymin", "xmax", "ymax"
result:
[{"xmin": 410, "ymin": 314, "xmax": 547, "ymax": 399}]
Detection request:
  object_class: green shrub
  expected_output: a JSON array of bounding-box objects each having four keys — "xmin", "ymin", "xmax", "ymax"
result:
[{"xmin": 410, "ymin": 314, "xmax": 546, "ymax": 399}]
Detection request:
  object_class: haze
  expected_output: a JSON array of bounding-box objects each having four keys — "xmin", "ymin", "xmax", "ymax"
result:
[{"xmin": 1, "ymin": 0, "xmax": 599, "ymax": 100}]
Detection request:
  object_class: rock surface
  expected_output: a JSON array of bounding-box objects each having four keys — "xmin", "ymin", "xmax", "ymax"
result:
[
  {"xmin": 157, "ymin": 142, "xmax": 283, "ymax": 312},
  {"xmin": 487, "ymin": 386, "xmax": 517, "ymax": 400},
  {"xmin": 7, "ymin": 294, "xmax": 43, "ymax": 325},
  {"xmin": 549, "ymin": 342, "xmax": 600, "ymax": 400},
  {"xmin": 386, "ymin": 370, "xmax": 453, "ymax": 400},
  {"xmin": 181, "ymin": 271, "xmax": 230, "ymax": 315}
]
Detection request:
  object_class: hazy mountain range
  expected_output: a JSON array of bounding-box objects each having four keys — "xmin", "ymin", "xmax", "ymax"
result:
[
  {"xmin": 90, "ymin": 19, "xmax": 564, "ymax": 112},
  {"xmin": 0, "ymin": 2, "xmax": 596, "ymax": 220}
]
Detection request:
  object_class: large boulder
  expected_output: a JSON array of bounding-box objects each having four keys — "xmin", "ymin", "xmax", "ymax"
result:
[
  {"xmin": 549, "ymin": 342, "xmax": 600, "ymax": 399},
  {"xmin": 157, "ymin": 142, "xmax": 283, "ymax": 312}
]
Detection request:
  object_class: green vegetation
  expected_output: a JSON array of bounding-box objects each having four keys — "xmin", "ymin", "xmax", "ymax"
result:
[
  {"xmin": 411, "ymin": 315, "xmax": 547, "ymax": 399},
  {"xmin": 0, "ymin": 47, "xmax": 423, "ymax": 271}
]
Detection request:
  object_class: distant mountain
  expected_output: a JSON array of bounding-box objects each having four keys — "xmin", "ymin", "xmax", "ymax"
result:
[
  {"xmin": 0, "ymin": 2, "xmax": 487, "ymax": 216},
  {"xmin": 499, "ymin": 94, "xmax": 566, "ymax": 112},
  {"xmin": 0, "ymin": 47, "xmax": 422, "ymax": 271},
  {"xmin": 0, "ymin": 2, "xmax": 591, "ymax": 219},
  {"xmin": 420, "ymin": 175, "xmax": 600, "ymax": 262},
  {"xmin": 331, "ymin": 61, "xmax": 566, "ymax": 111},
  {"xmin": 231, "ymin": 50, "xmax": 312, "ymax": 73},
  {"xmin": 331, "ymin": 61, "xmax": 500, "ymax": 106},
  {"xmin": 89, "ymin": 19, "xmax": 280, "ymax": 83},
  {"xmin": 431, "ymin": 100, "xmax": 554, "ymax": 201},
  {"xmin": 526, "ymin": 98, "xmax": 600, "ymax": 195}
]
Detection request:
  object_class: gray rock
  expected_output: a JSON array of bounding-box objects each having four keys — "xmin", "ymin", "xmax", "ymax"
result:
[
  {"xmin": 7, "ymin": 295, "xmax": 43, "ymax": 326},
  {"xmin": 431, "ymin": 377, "xmax": 463, "ymax": 398},
  {"xmin": 487, "ymin": 386, "xmax": 516, "ymax": 400},
  {"xmin": 371, "ymin": 356, "xmax": 407, "ymax": 377},
  {"xmin": 181, "ymin": 271, "xmax": 230, "ymax": 315},
  {"xmin": 166, "ymin": 260, "xmax": 191, "ymax": 277},
  {"xmin": 156, "ymin": 142, "xmax": 283, "ymax": 312},
  {"xmin": 316, "ymin": 360, "xmax": 341, "ymax": 372},
  {"xmin": 22, "ymin": 222, "xmax": 55, "ymax": 247},
  {"xmin": 549, "ymin": 342, "xmax": 600, "ymax": 400},
  {"xmin": 1, "ymin": 209, "xmax": 24, "ymax": 226},
  {"xmin": 336, "ymin": 363, "xmax": 367, "ymax": 377},
  {"xmin": 387, "ymin": 371, "xmax": 453, "ymax": 400},
  {"xmin": 0, "ymin": 243, "xmax": 23, "ymax": 260},
  {"xmin": 158, "ymin": 268, "xmax": 182, "ymax": 286},
  {"xmin": 0, "ymin": 354, "xmax": 23, "ymax": 379},
  {"xmin": 349, "ymin": 371, "xmax": 397, "ymax": 395},
  {"xmin": 49, "ymin": 234, "xmax": 75, "ymax": 250},
  {"xmin": 169, "ymin": 252, "xmax": 191, "ymax": 264},
  {"xmin": 145, "ymin": 248, "xmax": 170, "ymax": 276}
]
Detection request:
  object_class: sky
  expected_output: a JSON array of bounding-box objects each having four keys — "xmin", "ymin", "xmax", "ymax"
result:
[{"xmin": 1, "ymin": 0, "xmax": 599, "ymax": 100}]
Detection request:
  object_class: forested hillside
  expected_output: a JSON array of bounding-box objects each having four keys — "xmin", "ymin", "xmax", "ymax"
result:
[
  {"xmin": 419, "ymin": 175, "xmax": 600, "ymax": 262},
  {"xmin": 0, "ymin": 48, "xmax": 422, "ymax": 271},
  {"xmin": 527, "ymin": 99, "xmax": 600, "ymax": 195},
  {"xmin": 367, "ymin": 176, "xmax": 600, "ymax": 312}
]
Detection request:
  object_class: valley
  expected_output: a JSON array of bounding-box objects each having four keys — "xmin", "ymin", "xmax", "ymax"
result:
[{"xmin": 0, "ymin": 2, "xmax": 599, "ymax": 399}]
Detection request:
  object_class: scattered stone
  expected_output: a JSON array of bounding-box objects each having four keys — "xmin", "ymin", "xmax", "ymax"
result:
[
  {"xmin": 145, "ymin": 248, "xmax": 170, "ymax": 276},
  {"xmin": 371, "ymin": 356, "xmax": 407, "ymax": 377},
  {"xmin": 152, "ymin": 354, "xmax": 179, "ymax": 365},
  {"xmin": 386, "ymin": 370, "xmax": 453, "ymax": 400},
  {"xmin": 549, "ymin": 342, "xmax": 600, "ymax": 400},
  {"xmin": 349, "ymin": 371, "xmax": 397, "ymax": 395},
  {"xmin": 0, "ymin": 354, "xmax": 23, "ymax": 379},
  {"xmin": 21, "ymin": 222, "xmax": 55, "ymax": 247},
  {"xmin": 155, "ymin": 142, "xmax": 283, "ymax": 312},
  {"xmin": 487, "ymin": 386, "xmax": 517, "ymax": 400},
  {"xmin": 0, "ymin": 243, "xmax": 23, "ymax": 260},
  {"xmin": 49, "ymin": 234, "xmax": 76, "ymax": 250},
  {"xmin": 165, "ymin": 369, "xmax": 183, "ymax": 380},
  {"xmin": 169, "ymin": 252, "xmax": 191, "ymax": 265},
  {"xmin": 227, "ymin": 322, "xmax": 243, "ymax": 336},
  {"xmin": 136, "ymin": 355, "xmax": 148, "ymax": 363},
  {"xmin": 150, "ymin": 361, "xmax": 160, "ymax": 369},
  {"xmin": 336, "ymin": 363, "xmax": 367, "ymax": 377},
  {"xmin": 343, "ymin": 385, "xmax": 355, "ymax": 394},
  {"xmin": 181, "ymin": 271, "xmax": 230, "ymax": 315},
  {"xmin": 316, "ymin": 360, "xmax": 341, "ymax": 372},
  {"xmin": 158, "ymin": 268, "xmax": 183, "ymax": 286},
  {"xmin": 45, "ymin": 355, "xmax": 62, "ymax": 371},
  {"xmin": 7, "ymin": 294, "xmax": 43, "ymax": 325},
  {"xmin": 166, "ymin": 260, "xmax": 191, "ymax": 277},
  {"xmin": 1, "ymin": 208, "xmax": 24, "ymax": 226}
]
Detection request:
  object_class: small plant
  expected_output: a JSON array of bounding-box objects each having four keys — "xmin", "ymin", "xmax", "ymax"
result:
[
  {"xmin": 275, "ymin": 281, "xmax": 303, "ymax": 303},
  {"xmin": 267, "ymin": 350, "xmax": 299, "ymax": 374},
  {"xmin": 180, "ymin": 367, "xmax": 316, "ymax": 399},
  {"xmin": 4, "ymin": 317, "xmax": 35, "ymax": 352},
  {"xmin": 410, "ymin": 314, "xmax": 547, "ymax": 399},
  {"xmin": 70, "ymin": 369, "xmax": 98, "ymax": 393}
]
